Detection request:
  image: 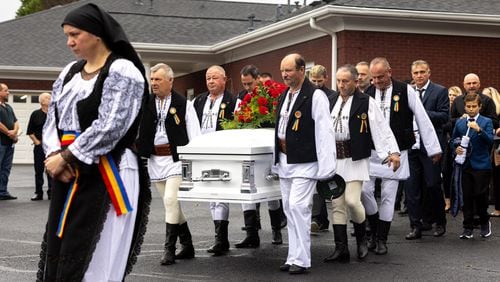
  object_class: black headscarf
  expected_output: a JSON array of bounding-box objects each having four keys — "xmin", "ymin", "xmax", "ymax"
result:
[{"xmin": 62, "ymin": 3, "xmax": 145, "ymax": 78}]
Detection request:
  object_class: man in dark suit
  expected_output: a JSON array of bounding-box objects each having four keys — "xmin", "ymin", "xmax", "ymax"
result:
[
  {"xmin": 450, "ymin": 73, "xmax": 498, "ymax": 130},
  {"xmin": 193, "ymin": 65, "xmax": 236, "ymax": 256},
  {"xmin": 356, "ymin": 61, "xmax": 372, "ymax": 93},
  {"xmin": 405, "ymin": 60, "xmax": 449, "ymax": 240}
]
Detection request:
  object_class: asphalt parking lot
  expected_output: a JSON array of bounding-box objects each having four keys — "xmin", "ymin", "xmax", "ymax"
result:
[{"xmin": 1, "ymin": 165, "xmax": 499, "ymax": 281}]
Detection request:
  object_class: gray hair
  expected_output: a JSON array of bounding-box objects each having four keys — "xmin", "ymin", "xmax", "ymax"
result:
[
  {"xmin": 370, "ymin": 57, "xmax": 391, "ymax": 70},
  {"xmin": 337, "ymin": 64, "xmax": 358, "ymax": 81},
  {"xmin": 151, "ymin": 63, "xmax": 174, "ymax": 79}
]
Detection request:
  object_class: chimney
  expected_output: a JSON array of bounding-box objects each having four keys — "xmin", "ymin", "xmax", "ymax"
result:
[{"xmin": 248, "ymin": 14, "xmax": 256, "ymax": 31}]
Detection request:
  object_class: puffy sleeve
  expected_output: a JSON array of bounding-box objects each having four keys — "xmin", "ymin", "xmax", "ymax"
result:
[
  {"xmin": 368, "ymin": 96, "xmax": 400, "ymax": 159},
  {"xmin": 43, "ymin": 61, "xmax": 77, "ymax": 156},
  {"xmin": 68, "ymin": 59, "xmax": 145, "ymax": 164},
  {"xmin": 312, "ymin": 89, "xmax": 336, "ymax": 179},
  {"xmin": 186, "ymin": 100, "xmax": 201, "ymax": 141},
  {"xmin": 407, "ymin": 85, "xmax": 442, "ymax": 157}
]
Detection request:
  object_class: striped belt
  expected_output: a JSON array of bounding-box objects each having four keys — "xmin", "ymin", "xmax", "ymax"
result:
[{"xmin": 56, "ymin": 131, "xmax": 133, "ymax": 238}]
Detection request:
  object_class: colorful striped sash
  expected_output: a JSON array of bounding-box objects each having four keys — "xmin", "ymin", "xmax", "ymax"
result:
[{"xmin": 56, "ymin": 131, "xmax": 133, "ymax": 238}]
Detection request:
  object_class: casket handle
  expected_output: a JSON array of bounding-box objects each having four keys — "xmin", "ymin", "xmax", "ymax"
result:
[
  {"xmin": 193, "ymin": 169, "xmax": 231, "ymax": 182},
  {"xmin": 265, "ymin": 173, "xmax": 279, "ymax": 181}
]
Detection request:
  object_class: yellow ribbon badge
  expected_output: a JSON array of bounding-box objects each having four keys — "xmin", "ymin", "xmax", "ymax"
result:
[
  {"xmin": 219, "ymin": 103, "xmax": 226, "ymax": 119},
  {"xmin": 393, "ymin": 95, "xmax": 400, "ymax": 112},
  {"xmin": 359, "ymin": 113, "xmax": 368, "ymax": 133},
  {"xmin": 170, "ymin": 107, "xmax": 180, "ymax": 125},
  {"xmin": 292, "ymin": 111, "xmax": 302, "ymax": 131}
]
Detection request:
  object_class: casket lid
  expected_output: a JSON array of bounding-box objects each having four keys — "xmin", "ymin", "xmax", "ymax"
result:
[{"xmin": 178, "ymin": 129, "xmax": 274, "ymax": 155}]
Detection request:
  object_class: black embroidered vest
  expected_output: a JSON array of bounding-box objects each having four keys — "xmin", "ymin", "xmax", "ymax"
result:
[
  {"xmin": 274, "ymin": 78, "xmax": 317, "ymax": 164},
  {"xmin": 137, "ymin": 91, "xmax": 189, "ymax": 162},
  {"xmin": 331, "ymin": 89, "xmax": 373, "ymax": 160},
  {"xmin": 366, "ymin": 80, "xmax": 415, "ymax": 151},
  {"xmin": 193, "ymin": 90, "xmax": 235, "ymax": 131}
]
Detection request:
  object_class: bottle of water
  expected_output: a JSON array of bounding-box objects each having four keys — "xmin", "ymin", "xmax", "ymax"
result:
[{"xmin": 454, "ymin": 136, "xmax": 470, "ymax": 164}]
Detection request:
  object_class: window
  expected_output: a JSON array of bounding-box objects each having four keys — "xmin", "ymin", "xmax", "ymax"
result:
[{"xmin": 13, "ymin": 94, "xmax": 27, "ymax": 103}]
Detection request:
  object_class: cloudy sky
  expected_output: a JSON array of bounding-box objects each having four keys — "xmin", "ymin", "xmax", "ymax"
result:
[{"xmin": 0, "ymin": 0, "xmax": 311, "ymax": 23}]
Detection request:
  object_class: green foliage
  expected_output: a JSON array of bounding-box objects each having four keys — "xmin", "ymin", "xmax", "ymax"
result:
[
  {"xmin": 16, "ymin": 0, "xmax": 43, "ymax": 17},
  {"xmin": 16, "ymin": 0, "xmax": 79, "ymax": 18}
]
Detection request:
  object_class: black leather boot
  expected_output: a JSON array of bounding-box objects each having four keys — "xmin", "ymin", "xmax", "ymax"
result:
[
  {"xmin": 269, "ymin": 208, "xmax": 283, "ymax": 244},
  {"xmin": 207, "ymin": 220, "xmax": 230, "ymax": 256},
  {"xmin": 235, "ymin": 210, "xmax": 260, "ymax": 248},
  {"xmin": 353, "ymin": 220, "xmax": 368, "ymax": 259},
  {"xmin": 367, "ymin": 213, "xmax": 379, "ymax": 251},
  {"xmin": 175, "ymin": 222, "xmax": 195, "ymax": 259},
  {"xmin": 161, "ymin": 223, "xmax": 178, "ymax": 265},
  {"xmin": 279, "ymin": 200, "xmax": 287, "ymax": 229},
  {"xmin": 324, "ymin": 224, "xmax": 350, "ymax": 263},
  {"xmin": 375, "ymin": 220, "xmax": 391, "ymax": 255},
  {"xmin": 256, "ymin": 203, "xmax": 262, "ymax": 230}
]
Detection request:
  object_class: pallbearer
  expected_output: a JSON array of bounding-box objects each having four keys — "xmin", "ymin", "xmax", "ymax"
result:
[
  {"xmin": 274, "ymin": 53, "xmax": 336, "ymax": 275},
  {"xmin": 137, "ymin": 63, "xmax": 201, "ymax": 265},
  {"xmin": 362, "ymin": 57, "xmax": 441, "ymax": 255},
  {"xmin": 325, "ymin": 64, "xmax": 399, "ymax": 263},
  {"xmin": 193, "ymin": 65, "xmax": 236, "ymax": 256}
]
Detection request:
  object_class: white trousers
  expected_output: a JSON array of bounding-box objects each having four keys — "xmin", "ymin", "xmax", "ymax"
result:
[
  {"xmin": 83, "ymin": 160, "xmax": 139, "ymax": 282},
  {"xmin": 361, "ymin": 177, "xmax": 398, "ymax": 222},
  {"xmin": 154, "ymin": 176, "xmax": 186, "ymax": 224},
  {"xmin": 209, "ymin": 202, "xmax": 229, "ymax": 220},
  {"xmin": 241, "ymin": 200, "xmax": 280, "ymax": 211},
  {"xmin": 332, "ymin": 181, "xmax": 365, "ymax": 224},
  {"xmin": 280, "ymin": 177, "xmax": 316, "ymax": 268}
]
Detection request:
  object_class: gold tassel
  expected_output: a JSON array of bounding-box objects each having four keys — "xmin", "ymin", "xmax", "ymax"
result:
[
  {"xmin": 219, "ymin": 109, "xmax": 225, "ymax": 119},
  {"xmin": 174, "ymin": 114, "xmax": 180, "ymax": 125},
  {"xmin": 393, "ymin": 102, "xmax": 399, "ymax": 112},
  {"xmin": 360, "ymin": 120, "xmax": 367, "ymax": 133},
  {"xmin": 292, "ymin": 119, "xmax": 300, "ymax": 131}
]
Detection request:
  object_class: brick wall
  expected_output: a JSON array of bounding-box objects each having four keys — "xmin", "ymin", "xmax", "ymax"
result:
[
  {"xmin": 338, "ymin": 31, "xmax": 500, "ymax": 90},
  {"xmin": 174, "ymin": 36, "xmax": 333, "ymax": 97},
  {"xmin": 175, "ymin": 31, "xmax": 500, "ymax": 96},
  {"xmin": 1, "ymin": 79, "xmax": 53, "ymax": 91}
]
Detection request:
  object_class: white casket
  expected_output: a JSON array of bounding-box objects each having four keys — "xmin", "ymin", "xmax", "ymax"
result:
[{"xmin": 177, "ymin": 129, "xmax": 281, "ymax": 204}]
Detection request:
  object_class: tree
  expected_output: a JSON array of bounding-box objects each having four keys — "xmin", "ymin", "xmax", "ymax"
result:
[
  {"xmin": 16, "ymin": 0, "xmax": 43, "ymax": 17},
  {"xmin": 16, "ymin": 0, "xmax": 79, "ymax": 17}
]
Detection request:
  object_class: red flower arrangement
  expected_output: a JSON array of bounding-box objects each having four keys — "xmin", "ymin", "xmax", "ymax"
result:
[{"xmin": 221, "ymin": 80, "xmax": 287, "ymax": 129}]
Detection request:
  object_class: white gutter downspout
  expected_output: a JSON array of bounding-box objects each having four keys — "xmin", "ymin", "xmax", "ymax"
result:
[{"xmin": 309, "ymin": 17, "xmax": 337, "ymax": 90}]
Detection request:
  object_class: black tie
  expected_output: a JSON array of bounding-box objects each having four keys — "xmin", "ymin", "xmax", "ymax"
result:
[
  {"xmin": 286, "ymin": 91, "xmax": 294, "ymax": 111},
  {"xmin": 380, "ymin": 89, "xmax": 386, "ymax": 102},
  {"xmin": 417, "ymin": 88, "xmax": 425, "ymax": 100}
]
